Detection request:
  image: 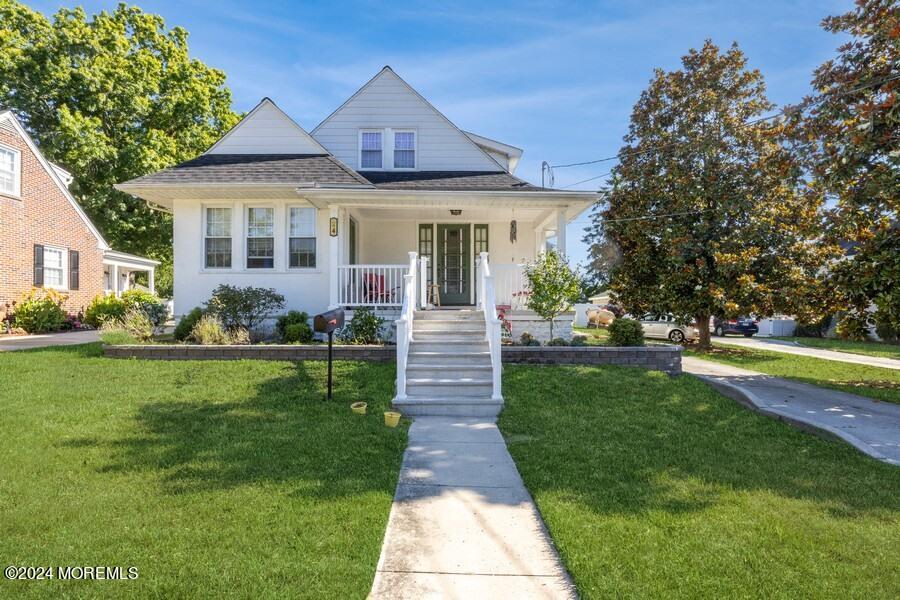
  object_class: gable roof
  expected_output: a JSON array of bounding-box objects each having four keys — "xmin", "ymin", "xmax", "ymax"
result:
[
  {"xmin": 205, "ymin": 98, "xmax": 330, "ymax": 155},
  {"xmin": 463, "ymin": 131, "xmax": 523, "ymax": 173},
  {"xmin": 0, "ymin": 110, "xmax": 108, "ymax": 249},
  {"xmin": 311, "ymin": 66, "xmax": 506, "ymax": 171},
  {"xmin": 360, "ymin": 170, "xmax": 539, "ymax": 192},
  {"xmin": 119, "ymin": 154, "xmax": 373, "ymax": 187}
]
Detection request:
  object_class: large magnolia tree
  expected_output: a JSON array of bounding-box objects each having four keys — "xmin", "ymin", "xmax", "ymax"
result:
[
  {"xmin": 595, "ymin": 41, "xmax": 832, "ymax": 347},
  {"xmin": 793, "ymin": 0, "xmax": 899, "ymax": 339},
  {"xmin": 0, "ymin": 1, "xmax": 240, "ymax": 295}
]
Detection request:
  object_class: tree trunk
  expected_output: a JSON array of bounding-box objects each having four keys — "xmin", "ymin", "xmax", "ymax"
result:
[
  {"xmin": 549, "ymin": 316, "xmax": 555, "ymax": 341},
  {"xmin": 695, "ymin": 313, "xmax": 711, "ymax": 349}
]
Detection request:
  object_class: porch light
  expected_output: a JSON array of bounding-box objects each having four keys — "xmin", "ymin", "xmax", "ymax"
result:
[{"xmin": 450, "ymin": 210, "xmax": 462, "ymax": 216}]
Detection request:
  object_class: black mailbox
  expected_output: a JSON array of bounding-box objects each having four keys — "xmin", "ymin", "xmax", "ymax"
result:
[{"xmin": 314, "ymin": 308, "xmax": 345, "ymax": 334}]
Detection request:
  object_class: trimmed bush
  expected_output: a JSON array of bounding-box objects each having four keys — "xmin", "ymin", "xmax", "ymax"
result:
[
  {"xmin": 84, "ymin": 294, "xmax": 127, "ymax": 327},
  {"xmin": 283, "ymin": 322, "xmax": 313, "ymax": 344},
  {"xmin": 519, "ymin": 332, "xmax": 540, "ymax": 346},
  {"xmin": 338, "ymin": 308, "xmax": 385, "ymax": 344},
  {"xmin": 174, "ymin": 307, "xmax": 203, "ymax": 342},
  {"xmin": 608, "ymin": 317, "xmax": 645, "ymax": 346},
  {"xmin": 13, "ymin": 288, "xmax": 67, "ymax": 333},
  {"xmin": 204, "ymin": 284, "xmax": 285, "ymax": 333},
  {"xmin": 547, "ymin": 337, "xmax": 569, "ymax": 346},
  {"xmin": 276, "ymin": 310, "xmax": 311, "ymax": 342}
]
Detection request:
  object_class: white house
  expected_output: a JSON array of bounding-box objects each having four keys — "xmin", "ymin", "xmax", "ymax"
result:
[{"xmin": 117, "ymin": 66, "xmax": 597, "ymax": 416}]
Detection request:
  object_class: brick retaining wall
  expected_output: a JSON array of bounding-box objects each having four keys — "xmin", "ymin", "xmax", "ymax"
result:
[{"xmin": 103, "ymin": 343, "xmax": 682, "ymax": 374}]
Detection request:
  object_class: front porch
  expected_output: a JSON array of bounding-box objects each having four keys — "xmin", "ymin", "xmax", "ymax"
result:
[{"xmin": 325, "ymin": 203, "xmax": 572, "ymax": 310}]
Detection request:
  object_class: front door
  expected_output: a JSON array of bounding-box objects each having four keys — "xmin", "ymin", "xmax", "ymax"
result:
[{"xmin": 436, "ymin": 224, "xmax": 470, "ymax": 305}]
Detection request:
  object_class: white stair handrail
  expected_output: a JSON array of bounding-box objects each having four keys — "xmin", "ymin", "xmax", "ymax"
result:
[
  {"xmin": 395, "ymin": 251, "xmax": 418, "ymax": 401},
  {"xmin": 478, "ymin": 251, "xmax": 503, "ymax": 401}
]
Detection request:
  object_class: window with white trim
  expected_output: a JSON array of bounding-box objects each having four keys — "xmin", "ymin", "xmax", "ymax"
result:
[
  {"xmin": 360, "ymin": 131, "xmax": 383, "ymax": 169},
  {"xmin": 43, "ymin": 246, "xmax": 66, "ymax": 288},
  {"xmin": 246, "ymin": 207, "xmax": 274, "ymax": 269},
  {"xmin": 393, "ymin": 131, "xmax": 416, "ymax": 168},
  {"xmin": 204, "ymin": 207, "xmax": 232, "ymax": 268},
  {"xmin": 0, "ymin": 145, "xmax": 20, "ymax": 196},
  {"xmin": 288, "ymin": 206, "xmax": 316, "ymax": 268}
]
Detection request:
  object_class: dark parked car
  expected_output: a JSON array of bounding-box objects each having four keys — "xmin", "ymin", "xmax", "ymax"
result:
[{"xmin": 711, "ymin": 316, "xmax": 759, "ymax": 337}]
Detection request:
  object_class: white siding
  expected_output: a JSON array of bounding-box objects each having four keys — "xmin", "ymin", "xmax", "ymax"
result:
[
  {"xmin": 312, "ymin": 69, "xmax": 501, "ymax": 171},
  {"xmin": 208, "ymin": 100, "xmax": 326, "ymax": 155}
]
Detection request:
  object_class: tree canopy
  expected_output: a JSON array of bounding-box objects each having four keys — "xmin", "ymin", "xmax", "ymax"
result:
[
  {"xmin": 596, "ymin": 41, "xmax": 831, "ymax": 347},
  {"xmin": 0, "ymin": 1, "xmax": 240, "ymax": 294}
]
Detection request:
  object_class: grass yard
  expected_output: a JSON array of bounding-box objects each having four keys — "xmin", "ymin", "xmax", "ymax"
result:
[
  {"xmin": 572, "ymin": 325, "xmax": 610, "ymax": 345},
  {"xmin": 0, "ymin": 344, "xmax": 405, "ymax": 599},
  {"xmin": 772, "ymin": 336, "xmax": 900, "ymax": 360},
  {"xmin": 686, "ymin": 345, "xmax": 900, "ymax": 405},
  {"xmin": 499, "ymin": 364, "xmax": 900, "ymax": 599}
]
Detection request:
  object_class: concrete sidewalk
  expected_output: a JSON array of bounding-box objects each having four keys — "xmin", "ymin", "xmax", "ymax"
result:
[
  {"xmin": 0, "ymin": 330, "xmax": 99, "ymax": 351},
  {"xmin": 370, "ymin": 417, "xmax": 575, "ymax": 599},
  {"xmin": 714, "ymin": 336, "xmax": 900, "ymax": 370},
  {"xmin": 683, "ymin": 356, "xmax": 900, "ymax": 465}
]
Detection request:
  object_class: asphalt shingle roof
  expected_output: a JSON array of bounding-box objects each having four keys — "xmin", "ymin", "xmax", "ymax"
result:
[
  {"xmin": 121, "ymin": 154, "xmax": 372, "ymax": 187},
  {"xmin": 360, "ymin": 170, "xmax": 540, "ymax": 191}
]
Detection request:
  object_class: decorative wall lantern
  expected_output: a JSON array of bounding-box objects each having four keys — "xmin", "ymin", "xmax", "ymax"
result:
[{"xmin": 329, "ymin": 217, "xmax": 338, "ymax": 237}]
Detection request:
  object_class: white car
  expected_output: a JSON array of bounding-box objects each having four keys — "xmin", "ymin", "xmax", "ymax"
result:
[{"xmin": 638, "ymin": 314, "xmax": 699, "ymax": 344}]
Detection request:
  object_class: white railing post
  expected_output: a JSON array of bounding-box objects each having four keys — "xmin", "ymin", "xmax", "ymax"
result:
[
  {"xmin": 478, "ymin": 252, "xmax": 503, "ymax": 401},
  {"xmin": 394, "ymin": 251, "xmax": 418, "ymax": 402},
  {"xmin": 419, "ymin": 256, "xmax": 428, "ymax": 309}
]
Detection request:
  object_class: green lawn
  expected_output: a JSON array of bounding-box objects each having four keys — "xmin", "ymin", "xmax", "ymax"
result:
[
  {"xmin": 0, "ymin": 344, "xmax": 405, "ymax": 599},
  {"xmin": 572, "ymin": 325, "xmax": 610, "ymax": 345},
  {"xmin": 772, "ymin": 336, "xmax": 900, "ymax": 360},
  {"xmin": 499, "ymin": 365, "xmax": 900, "ymax": 599},
  {"xmin": 687, "ymin": 345, "xmax": 900, "ymax": 405}
]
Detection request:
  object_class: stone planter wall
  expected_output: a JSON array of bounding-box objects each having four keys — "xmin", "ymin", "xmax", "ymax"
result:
[
  {"xmin": 503, "ymin": 311, "xmax": 574, "ymax": 343},
  {"xmin": 104, "ymin": 343, "xmax": 682, "ymax": 374}
]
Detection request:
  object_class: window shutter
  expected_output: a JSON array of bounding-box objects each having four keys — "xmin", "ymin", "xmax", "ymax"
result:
[
  {"xmin": 69, "ymin": 250, "xmax": 80, "ymax": 290},
  {"xmin": 33, "ymin": 244, "xmax": 44, "ymax": 286}
]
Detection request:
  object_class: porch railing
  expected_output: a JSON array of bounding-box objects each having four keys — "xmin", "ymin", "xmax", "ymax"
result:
[
  {"xmin": 394, "ymin": 252, "xmax": 418, "ymax": 401},
  {"xmin": 477, "ymin": 252, "xmax": 503, "ymax": 401},
  {"xmin": 490, "ymin": 263, "xmax": 529, "ymax": 309},
  {"xmin": 337, "ymin": 264, "xmax": 408, "ymax": 307}
]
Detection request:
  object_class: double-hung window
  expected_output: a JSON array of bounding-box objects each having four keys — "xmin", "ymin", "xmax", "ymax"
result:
[
  {"xmin": 288, "ymin": 206, "xmax": 317, "ymax": 268},
  {"xmin": 0, "ymin": 145, "xmax": 20, "ymax": 196},
  {"xmin": 393, "ymin": 131, "xmax": 416, "ymax": 168},
  {"xmin": 43, "ymin": 246, "xmax": 66, "ymax": 288},
  {"xmin": 246, "ymin": 207, "xmax": 274, "ymax": 269},
  {"xmin": 360, "ymin": 131, "xmax": 383, "ymax": 169},
  {"xmin": 205, "ymin": 207, "xmax": 232, "ymax": 268}
]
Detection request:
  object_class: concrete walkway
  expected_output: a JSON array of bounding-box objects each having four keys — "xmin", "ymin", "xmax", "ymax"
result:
[
  {"xmin": 0, "ymin": 330, "xmax": 99, "ymax": 351},
  {"xmin": 370, "ymin": 417, "xmax": 575, "ymax": 599},
  {"xmin": 683, "ymin": 356, "xmax": 900, "ymax": 465},
  {"xmin": 714, "ymin": 336, "xmax": 900, "ymax": 370}
]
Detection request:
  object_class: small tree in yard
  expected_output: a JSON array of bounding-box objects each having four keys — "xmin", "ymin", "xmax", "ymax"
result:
[{"xmin": 524, "ymin": 250, "xmax": 581, "ymax": 340}]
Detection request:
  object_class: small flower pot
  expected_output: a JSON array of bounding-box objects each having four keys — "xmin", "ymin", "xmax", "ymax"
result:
[
  {"xmin": 351, "ymin": 402, "xmax": 367, "ymax": 415},
  {"xmin": 384, "ymin": 411, "xmax": 401, "ymax": 428}
]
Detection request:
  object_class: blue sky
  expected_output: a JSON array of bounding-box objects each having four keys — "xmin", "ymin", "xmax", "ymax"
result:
[{"xmin": 31, "ymin": 0, "xmax": 850, "ymax": 266}]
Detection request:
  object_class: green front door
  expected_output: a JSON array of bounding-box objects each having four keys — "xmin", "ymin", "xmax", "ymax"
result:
[{"xmin": 436, "ymin": 224, "xmax": 470, "ymax": 305}]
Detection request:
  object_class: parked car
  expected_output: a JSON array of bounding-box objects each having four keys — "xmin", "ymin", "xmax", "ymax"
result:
[
  {"xmin": 638, "ymin": 314, "xmax": 699, "ymax": 344},
  {"xmin": 710, "ymin": 316, "xmax": 759, "ymax": 337}
]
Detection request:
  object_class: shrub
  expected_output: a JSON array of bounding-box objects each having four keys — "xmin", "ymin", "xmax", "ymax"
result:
[
  {"xmin": 121, "ymin": 289, "xmax": 168, "ymax": 327},
  {"xmin": 571, "ymin": 333, "xmax": 588, "ymax": 346},
  {"xmin": 276, "ymin": 310, "xmax": 311, "ymax": 342},
  {"xmin": 84, "ymin": 294, "xmax": 127, "ymax": 327},
  {"xmin": 875, "ymin": 313, "xmax": 898, "ymax": 343},
  {"xmin": 190, "ymin": 315, "xmax": 230, "ymax": 345},
  {"xmin": 608, "ymin": 317, "xmax": 645, "ymax": 346},
  {"xmin": 13, "ymin": 288, "xmax": 67, "ymax": 333},
  {"xmin": 174, "ymin": 307, "xmax": 203, "ymax": 342},
  {"xmin": 283, "ymin": 322, "xmax": 313, "ymax": 344},
  {"xmin": 98, "ymin": 321, "xmax": 139, "ymax": 345},
  {"xmin": 519, "ymin": 331, "xmax": 540, "ymax": 346},
  {"xmin": 119, "ymin": 308, "xmax": 154, "ymax": 342},
  {"xmin": 794, "ymin": 314, "xmax": 832, "ymax": 338},
  {"xmin": 836, "ymin": 313, "xmax": 870, "ymax": 341},
  {"xmin": 338, "ymin": 308, "xmax": 385, "ymax": 344},
  {"xmin": 204, "ymin": 285, "xmax": 285, "ymax": 333},
  {"xmin": 227, "ymin": 327, "xmax": 251, "ymax": 345},
  {"xmin": 547, "ymin": 337, "xmax": 569, "ymax": 346},
  {"xmin": 523, "ymin": 250, "xmax": 582, "ymax": 340}
]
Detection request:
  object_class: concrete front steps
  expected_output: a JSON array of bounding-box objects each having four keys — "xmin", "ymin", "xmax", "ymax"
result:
[{"xmin": 393, "ymin": 310, "xmax": 503, "ymax": 418}]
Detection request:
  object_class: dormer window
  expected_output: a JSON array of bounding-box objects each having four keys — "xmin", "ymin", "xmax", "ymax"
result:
[
  {"xmin": 393, "ymin": 131, "xmax": 416, "ymax": 169},
  {"xmin": 360, "ymin": 130, "xmax": 383, "ymax": 169}
]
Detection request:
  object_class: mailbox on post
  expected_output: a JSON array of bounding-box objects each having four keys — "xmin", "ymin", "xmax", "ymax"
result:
[{"xmin": 313, "ymin": 308, "xmax": 345, "ymax": 400}]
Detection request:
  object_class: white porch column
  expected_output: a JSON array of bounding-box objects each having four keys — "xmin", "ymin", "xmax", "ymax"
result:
[
  {"xmin": 111, "ymin": 264, "xmax": 119, "ymax": 297},
  {"xmin": 328, "ymin": 205, "xmax": 340, "ymax": 308},
  {"xmin": 556, "ymin": 208, "xmax": 567, "ymax": 257},
  {"xmin": 148, "ymin": 268, "xmax": 155, "ymax": 295},
  {"xmin": 534, "ymin": 226, "xmax": 546, "ymax": 256}
]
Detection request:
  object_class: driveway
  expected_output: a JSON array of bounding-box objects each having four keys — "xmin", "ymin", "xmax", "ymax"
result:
[
  {"xmin": 684, "ymin": 356, "xmax": 900, "ymax": 465},
  {"xmin": 0, "ymin": 330, "xmax": 99, "ymax": 351},
  {"xmin": 713, "ymin": 336, "xmax": 900, "ymax": 370}
]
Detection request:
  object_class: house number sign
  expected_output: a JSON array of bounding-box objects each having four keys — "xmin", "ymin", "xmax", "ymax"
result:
[{"xmin": 329, "ymin": 217, "xmax": 338, "ymax": 237}]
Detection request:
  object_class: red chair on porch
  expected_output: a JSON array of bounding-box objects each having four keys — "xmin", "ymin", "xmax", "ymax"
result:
[{"xmin": 363, "ymin": 273, "xmax": 400, "ymax": 304}]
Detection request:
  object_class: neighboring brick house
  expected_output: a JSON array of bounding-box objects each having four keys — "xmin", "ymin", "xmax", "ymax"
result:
[{"xmin": 0, "ymin": 109, "xmax": 157, "ymax": 316}]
